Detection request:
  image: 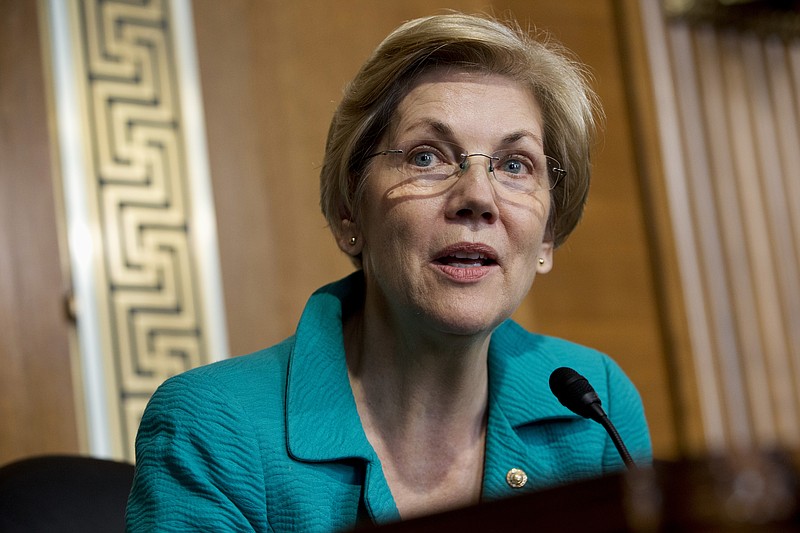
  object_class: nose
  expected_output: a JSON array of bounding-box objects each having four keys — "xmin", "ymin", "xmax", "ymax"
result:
[{"xmin": 444, "ymin": 154, "xmax": 500, "ymax": 224}]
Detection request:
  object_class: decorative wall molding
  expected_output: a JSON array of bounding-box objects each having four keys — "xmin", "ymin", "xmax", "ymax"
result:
[
  {"xmin": 642, "ymin": 0, "xmax": 800, "ymax": 452},
  {"xmin": 43, "ymin": 0, "xmax": 227, "ymax": 460}
]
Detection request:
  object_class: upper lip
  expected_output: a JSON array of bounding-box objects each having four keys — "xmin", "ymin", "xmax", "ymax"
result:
[{"xmin": 433, "ymin": 242, "xmax": 499, "ymax": 263}]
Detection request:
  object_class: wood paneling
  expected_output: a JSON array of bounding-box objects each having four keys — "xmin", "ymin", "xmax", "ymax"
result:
[
  {"xmin": 0, "ymin": 0, "xmax": 79, "ymax": 465},
  {"xmin": 193, "ymin": 0, "xmax": 679, "ymax": 458}
]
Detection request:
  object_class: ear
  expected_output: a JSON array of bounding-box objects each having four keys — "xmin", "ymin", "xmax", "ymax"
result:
[
  {"xmin": 536, "ymin": 240, "xmax": 554, "ymax": 274},
  {"xmin": 337, "ymin": 219, "xmax": 363, "ymax": 257}
]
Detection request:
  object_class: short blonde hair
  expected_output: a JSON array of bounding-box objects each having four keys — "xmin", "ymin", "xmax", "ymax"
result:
[{"xmin": 320, "ymin": 13, "xmax": 599, "ymax": 259}]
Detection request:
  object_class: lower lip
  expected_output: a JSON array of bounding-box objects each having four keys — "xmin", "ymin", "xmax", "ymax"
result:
[{"xmin": 433, "ymin": 263, "xmax": 496, "ymax": 281}]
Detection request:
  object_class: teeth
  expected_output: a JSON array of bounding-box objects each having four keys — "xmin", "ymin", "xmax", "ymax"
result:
[{"xmin": 452, "ymin": 251, "xmax": 484, "ymax": 260}]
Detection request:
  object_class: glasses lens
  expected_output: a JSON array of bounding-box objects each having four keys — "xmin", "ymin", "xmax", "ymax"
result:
[
  {"xmin": 389, "ymin": 140, "xmax": 461, "ymax": 185},
  {"xmin": 490, "ymin": 149, "xmax": 555, "ymax": 193}
]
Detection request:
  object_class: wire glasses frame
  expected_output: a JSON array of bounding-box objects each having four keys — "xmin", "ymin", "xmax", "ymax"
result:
[{"xmin": 366, "ymin": 139, "xmax": 566, "ymax": 193}]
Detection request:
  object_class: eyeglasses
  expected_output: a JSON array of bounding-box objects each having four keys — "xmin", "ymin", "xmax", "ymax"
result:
[{"xmin": 365, "ymin": 139, "xmax": 566, "ymax": 194}]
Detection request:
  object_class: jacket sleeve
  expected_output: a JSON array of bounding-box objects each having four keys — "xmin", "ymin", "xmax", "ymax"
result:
[
  {"xmin": 126, "ymin": 373, "xmax": 270, "ymax": 532},
  {"xmin": 601, "ymin": 358, "xmax": 653, "ymax": 471}
]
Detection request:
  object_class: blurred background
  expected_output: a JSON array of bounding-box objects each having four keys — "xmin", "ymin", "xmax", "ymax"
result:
[{"xmin": 2, "ymin": 0, "xmax": 799, "ymax": 467}]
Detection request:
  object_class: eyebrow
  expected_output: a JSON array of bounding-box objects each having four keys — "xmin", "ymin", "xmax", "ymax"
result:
[
  {"xmin": 397, "ymin": 119, "xmax": 455, "ymax": 140},
  {"xmin": 398, "ymin": 119, "xmax": 543, "ymax": 148},
  {"xmin": 501, "ymin": 130, "xmax": 544, "ymax": 148}
]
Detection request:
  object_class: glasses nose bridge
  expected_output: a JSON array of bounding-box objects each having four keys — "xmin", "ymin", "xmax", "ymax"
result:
[{"xmin": 456, "ymin": 152, "xmax": 497, "ymax": 177}]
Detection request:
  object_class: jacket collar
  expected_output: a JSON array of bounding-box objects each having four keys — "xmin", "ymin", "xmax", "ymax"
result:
[
  {"xmin": 284, "ymin": 274, "xmax": 582, "ymax": 505},
  {"xmin": 285, "ymin": 272, "xmax": 373, "ymax": 463}
]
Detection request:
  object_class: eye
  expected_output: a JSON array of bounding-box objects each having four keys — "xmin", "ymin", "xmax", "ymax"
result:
[
  {"xmin": 402, "ymin": 142, "xmax": 454, "ymax": 169},
  {"xmin": 495, "ymin": 152, "xmax": 534, "ymax": 177},
  {"xmin": 393, "ymin": 139, "xmax": 463, "ymax": 181},
  {"xmin": 411, "ymin": 150, "xmax": 436, "ymax": 168},
  {"xmin": 500, "ymin": 158, "xmax": 525, "ymax": 175}
]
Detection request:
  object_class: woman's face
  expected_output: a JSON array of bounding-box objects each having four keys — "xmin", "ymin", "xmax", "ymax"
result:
[{"xmin": 343, "ymin": 69, "xmax": 553, "ymax": 337}]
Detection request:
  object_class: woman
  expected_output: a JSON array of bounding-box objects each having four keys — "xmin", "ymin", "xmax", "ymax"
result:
[{"xmin": 127, "ymin": 12, "xmax": 651, "ymax": 532}]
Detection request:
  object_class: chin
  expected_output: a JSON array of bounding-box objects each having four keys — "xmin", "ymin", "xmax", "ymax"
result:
[{"xmin": 424, "ymin": 307, "xmax": 511, "ymax": 338}]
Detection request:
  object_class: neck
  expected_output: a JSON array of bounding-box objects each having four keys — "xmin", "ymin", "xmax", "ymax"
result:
[
  {"xmin": 343, "ymin": 292, "xmax": 491, "ymax": 517},
  {"xmin": 344, "ymin": 300, "xmax": 490, "ymax": 439}
]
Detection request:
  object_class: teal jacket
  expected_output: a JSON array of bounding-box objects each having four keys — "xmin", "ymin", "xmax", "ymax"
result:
[{"xmin": 126, "ymin": 273, "xmax": 651, "ymax": 532}]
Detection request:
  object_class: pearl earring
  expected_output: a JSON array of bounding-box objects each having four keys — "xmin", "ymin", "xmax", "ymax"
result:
[{"xmin": 538, "ymin": 258, "xmax": 545, "ymax": 265}]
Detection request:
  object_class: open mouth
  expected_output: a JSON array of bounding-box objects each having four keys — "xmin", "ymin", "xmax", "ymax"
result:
[{"xmin": 435, "ymin": 251, "xmax": 497, "ymax": 268}]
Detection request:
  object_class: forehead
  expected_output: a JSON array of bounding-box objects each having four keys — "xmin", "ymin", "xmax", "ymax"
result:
[{"xmin": 390, "ymin": 68, "xmax": 544, "ymax": 145}]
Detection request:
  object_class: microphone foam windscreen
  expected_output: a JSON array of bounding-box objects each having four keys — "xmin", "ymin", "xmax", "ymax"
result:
[{"xmin": 548, "ymin": 367, "xmax": 600, "ymax": 419}]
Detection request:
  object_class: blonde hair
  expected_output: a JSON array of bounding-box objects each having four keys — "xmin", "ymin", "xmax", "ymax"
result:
[{"xmin": 320, "ymin": 13, "xmax": 600, "ymax": 261}]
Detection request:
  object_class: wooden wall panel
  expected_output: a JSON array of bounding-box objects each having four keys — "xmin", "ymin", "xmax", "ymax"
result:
[
  {"xmin": 0, "ymin": 0, "xmax": 80, "ymax": 465},
  {"xmin": 193, "ymin": 0, "xmax": 679, "ymax": 458}
]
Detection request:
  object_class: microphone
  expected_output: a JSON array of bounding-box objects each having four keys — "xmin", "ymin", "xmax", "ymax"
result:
[{"xmin": 548, "ymin": 367, "xmax": 636, "ymax": 469}]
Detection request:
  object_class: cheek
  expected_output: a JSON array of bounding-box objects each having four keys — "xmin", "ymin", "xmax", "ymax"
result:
[
  {"xmin": 506, "ymin": 196, "xmax": 551, "ymax": 248},
  {"xmin": 364, "ymin": 180, "xmax": 437, "ymax": 240},
  {"xmin": 361, "ymin": 200, "xmax": 426, "ymax": 265},
  {"xmin": 373, "ymin": 207, "xmax": 429, "ymax": 258}
]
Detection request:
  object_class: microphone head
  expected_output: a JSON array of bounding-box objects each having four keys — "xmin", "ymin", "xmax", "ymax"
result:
[{"xmin": 549, "ymin": 367, "xmax": 604, "ymax": 420}]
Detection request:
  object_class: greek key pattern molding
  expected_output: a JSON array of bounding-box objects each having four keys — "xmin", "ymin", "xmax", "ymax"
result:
[{"xmin": 77, "ymin": 0, "xmax": 211, "ymax": 456}]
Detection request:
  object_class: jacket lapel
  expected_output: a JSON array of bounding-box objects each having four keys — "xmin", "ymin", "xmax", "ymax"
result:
[{"xmin": 284, "ymin": 273, "xmax": 400, "ymax": 524}]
